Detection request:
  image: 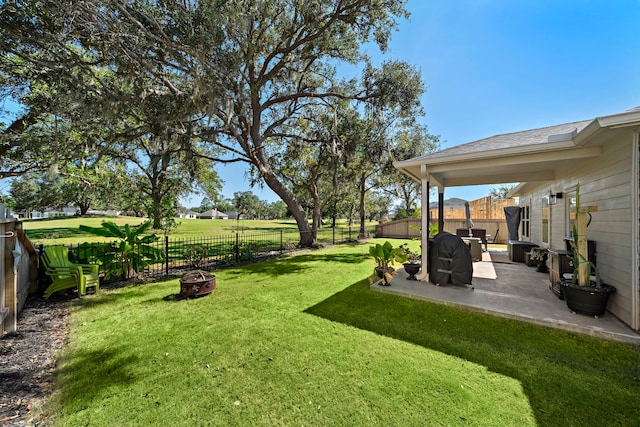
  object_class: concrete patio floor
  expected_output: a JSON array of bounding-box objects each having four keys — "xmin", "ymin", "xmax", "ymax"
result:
[{"xmin": 371, "ymin": 249, "xmax": 640, "ymax": 344}]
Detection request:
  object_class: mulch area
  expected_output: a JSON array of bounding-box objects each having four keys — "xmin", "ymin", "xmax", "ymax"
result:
[
  {"xmin": 0, "ymin": 275, "xmax": 178, "ymax": 426},
  {"xmin": 0, "ymin": 267, "xmax": 262, "ymax": 426},
  {"xmin": 0, "ymin": 294, "xmax": 70, "ymax": 426}
]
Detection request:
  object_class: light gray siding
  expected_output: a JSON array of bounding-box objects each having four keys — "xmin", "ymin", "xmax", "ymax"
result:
[{"xmin": 519, "ymin": 131, "xmax": 635, "ymax": 326}]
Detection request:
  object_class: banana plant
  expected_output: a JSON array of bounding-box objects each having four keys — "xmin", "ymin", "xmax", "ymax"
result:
[
  {"xmin": 369, "ymin": 241, "xmax": 407, "ymax": 285},
  {"xmin": 76, "ymin": 221, "xmax": 164, "ymax": 279}
]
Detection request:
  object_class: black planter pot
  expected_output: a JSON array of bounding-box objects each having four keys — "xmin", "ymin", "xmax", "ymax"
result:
[
  {"xmin": 403, "ymin": 262, "xmax": 421, "ymax": 280},
  {"xmin": 375, "ymin": 266, "xmax": 394, "ymax": 278},
  {"xmin": 535, "ymin": 262, "xmax": 548, "ymax": 273},
  {"xmin": 560, "ymin": 281, "xmax": 616, "ymax": 317},
  {"xmin": 550, "ymin": 281, "xmax": 564, "ymax": 300}
]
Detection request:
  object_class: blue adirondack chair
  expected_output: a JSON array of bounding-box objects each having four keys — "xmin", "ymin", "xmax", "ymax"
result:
[{"xmin": 42, "ymin": 246, "xmax": 100, "ymax": 298}]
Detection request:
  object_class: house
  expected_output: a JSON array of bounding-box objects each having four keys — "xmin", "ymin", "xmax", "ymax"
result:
[
  {"xmin": 225, "ymin": 211, "xmax": 239, "ymax": 220},
  {"xmin": 30, "ymin": 207, "xmax": 78, "ymax": 219},
  {"xmin": 199, "ymin": 209, "xmax": 229, "ymax": 220},
  {"xmin": 178, "ymin": 210, "xmax": 200, "ymax": 219},
  {"xmin": 86, "ymin": 209, "xmax": 122, "ymax": 216},
  {"xmin": 394, "ymin": 106, "xmax": 640, "ymax": 331}
]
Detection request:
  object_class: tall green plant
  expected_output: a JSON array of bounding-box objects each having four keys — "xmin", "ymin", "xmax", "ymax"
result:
[
  {"xmin": 77, "ymin": 221, "xmax": 164, "ymax": 279},
  {"xmin": 568, "ymin": 184, "xmax": 600, "ymax": 287},
  {"xmin": 369, "ymin": 241, "xmax": 407, "ymax": 285},
  {"xmin": 369, "ymin": 241, "xmax": 407, "ymax": 269}
]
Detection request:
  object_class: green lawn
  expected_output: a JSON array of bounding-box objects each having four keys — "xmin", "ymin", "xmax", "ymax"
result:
[
  {"xmin": 23, "ymin": 216, "xmax": 373, "ymax": 246},
  {"xmin": 45, "ymin": 240, "xmax": 640, "ymax": 426}
]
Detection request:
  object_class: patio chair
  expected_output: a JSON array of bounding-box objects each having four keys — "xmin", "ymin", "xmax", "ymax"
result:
[
  {"xmin": 488, "ymin": 225, "xmax": 500, "ymax": 244},
  {"xmin": 470, "ymin": 228, "xmax": 488, "ymax": 251},
  {"xmin": 42, "ymin": 246, "xmax": 100, "ymax": 298},
  {"xmin": 455, "ymin": 228, "xmax": 470, "ymax": 238}
]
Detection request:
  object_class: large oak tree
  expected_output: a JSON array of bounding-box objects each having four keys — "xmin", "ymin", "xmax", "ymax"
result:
[{"xmin": 1, "ymin": 0, "xmax": 424, "ymax": 246}]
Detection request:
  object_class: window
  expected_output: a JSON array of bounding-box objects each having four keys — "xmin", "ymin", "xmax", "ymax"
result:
[
  {"xmin": 542, "ymin": 196, "xmax": 550, "ymax": 244},
  {"xmin": 521, "ymin": 203, "xmax": 530, "ymax": 239}
]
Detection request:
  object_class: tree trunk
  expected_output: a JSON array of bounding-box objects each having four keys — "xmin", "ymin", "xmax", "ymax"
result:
[
  {"xmin": 402, "ymin": 185, "xmax": 413, "ymax": 213},
  {"xmin": 77, "ymin": 201, "xmax": 90, "ymax": 216},
  {"xmin": 311, "ymin": 172, "xmax": 322, "ymax": 234},
  {"xmin": 347, "ymin": 204, "xmax": 355, "ymax": 227},
  {"xmin": 150, "ymin": 189, "xmax": 163, "ymax": 229},
  {"xmin": 248, "ymin": 93, "xmax": 315, "ymax": 246},
  {"xmin": 260, "ymin": 167, "xmax": 315, "ymax": 247},
  {"xmin": 358, "ymin": 172, "xmax": 367, "ymax": 239}
]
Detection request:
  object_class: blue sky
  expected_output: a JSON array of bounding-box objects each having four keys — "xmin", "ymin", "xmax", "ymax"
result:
[
  {"xmin": 2, "ymin": 1, "xmax": 639, "ymax": 207},
  {"xmin": 191, "ymin": 0, "xmax": 640, "ymax": 207}
]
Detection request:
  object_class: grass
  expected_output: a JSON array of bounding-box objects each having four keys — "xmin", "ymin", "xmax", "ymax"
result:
[
  {"xmin": 22, "ymin": 216, "xmax": 373, "ymax": 246},
  {"xmin": 45, "ymin": 240, "xmax": 640, "ymax": 426}
]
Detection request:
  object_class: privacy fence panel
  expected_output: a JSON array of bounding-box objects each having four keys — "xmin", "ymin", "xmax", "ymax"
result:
[{"xmin": 2, "ymin": 219, "xmax": 38, "ymax": 335}]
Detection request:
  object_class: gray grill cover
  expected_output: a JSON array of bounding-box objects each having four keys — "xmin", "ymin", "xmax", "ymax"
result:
[
  {"xmin": 429, "ymin": 232, "xmax": 473, "ymax": 286},
  {"xmin": 504, "ymin": 206, "xmax": 521, "ymax": 241}
]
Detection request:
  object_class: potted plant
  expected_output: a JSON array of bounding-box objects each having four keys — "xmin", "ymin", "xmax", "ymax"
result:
[
  {"xmin": 528, "ymin": 247, "xmax": 548, "ymax": 273},
  {"xmin": 369, "ymin": 241, "xmax": 407, "ymax": 286},
  {"xmin": 399, "ymin": 243, "xmax": 421, "ymax": 280},
  {"xmin": 559, "ymin": 184, "xmax": 616, "ymax": 316}
]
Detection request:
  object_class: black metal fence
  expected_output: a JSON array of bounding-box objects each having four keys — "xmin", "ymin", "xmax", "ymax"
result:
[{"xmin": 39, "ymin": 226, "xmax": 374, "ymax": 283}]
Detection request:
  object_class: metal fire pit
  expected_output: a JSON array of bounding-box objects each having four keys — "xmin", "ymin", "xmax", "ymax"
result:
[{"xmin": 180, "ymin": 271, "xmax": 216, "ymax": 298}]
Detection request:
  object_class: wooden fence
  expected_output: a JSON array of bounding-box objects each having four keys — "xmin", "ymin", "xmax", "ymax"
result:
[
  {"xmin": 375, "ymin": 218, "xmax": 507, "ymax": 244},
  {"xmin": 428, "ymin": 196, "xmax": 515, "ymax": 221},
  {"xmin": 1, "ymin": 217, "xmax": 39, "ymax": 335},
  {"xmin": 376, "ymin": 196, "xmax": 515, "ymax": 244}
]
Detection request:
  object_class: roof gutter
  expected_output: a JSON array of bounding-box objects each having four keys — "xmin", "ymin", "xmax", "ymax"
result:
[
  {"xmin": 394, "ymin": 139, "xmax": 580, "ymax": 169},
  {"xmin": 574, "ymin": 110, "xmax": 640, "ymax": 146}
]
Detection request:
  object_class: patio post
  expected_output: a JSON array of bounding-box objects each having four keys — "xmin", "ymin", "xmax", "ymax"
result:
[
  {"xmin": 417, "ymin": 165, "xmax": 429, "ymax": 282},
  {"xmin": 438, "ymin": 191, "xmax": 445, "ymax": 233}
]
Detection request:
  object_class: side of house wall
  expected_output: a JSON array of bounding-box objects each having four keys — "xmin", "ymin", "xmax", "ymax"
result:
[{"xmin": 518, "ymin": 131, "xmax": 635, "ymax": 328}]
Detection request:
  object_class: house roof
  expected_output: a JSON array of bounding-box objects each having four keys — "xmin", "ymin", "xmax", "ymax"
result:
[
  {"xmin": 200, "ymin": 209, "xmax": 228, "ymax": 218},
  {"xmin": 394, "ymin": 107, "xmax": 640, "ymax": 189},
  {"xmin": 421, "ymin": 119, "xmax": 592, "ymax": 160},
  {"xmin": 429, "ymin": 197, "xmax": 468, "ymax": 209}
]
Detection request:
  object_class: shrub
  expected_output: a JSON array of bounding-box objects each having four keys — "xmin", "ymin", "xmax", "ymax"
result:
[{"xmin": 182, "ymin": 244, "xmax": 209, "ymax": 268}]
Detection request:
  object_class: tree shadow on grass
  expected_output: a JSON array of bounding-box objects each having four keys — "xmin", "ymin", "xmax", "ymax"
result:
[
  {"xmin": 52, "ymin": 346, "xmax": 139, "ymax": 414},
  {"xmin": 304, "ymin": 280, "xmax": 640, "ymax": 427},
  {"xmin": 25, "ymin": 227, "xmax": 96, "ymax": 241},
  {"xmin": 225, "ymin": 250, "xmax": 370, "ymax": 278}
]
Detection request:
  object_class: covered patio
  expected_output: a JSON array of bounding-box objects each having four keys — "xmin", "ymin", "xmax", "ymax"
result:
[
  {"xmin": 393, "ymin": 109, "xmax": 640, "ymax": 333},
  {"xmin": 372, "ymin": 248, "xmax": 640, "ymax": 344}
]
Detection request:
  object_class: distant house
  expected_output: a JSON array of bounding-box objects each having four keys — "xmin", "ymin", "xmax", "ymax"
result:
[
  {"xmin": 86, "ymin": 209, "xmax": 122, "ymax": 216},
  {"xmin": 30, "ymin": 207, "xmax": 78, "ymax": 219},
  {"xmin": 225, "ymin": 211, "xmax": 239, "ymax": 220},
  {"xmin": 428, "ymin": 197, "xmax": 468, "ymax": 209},
  {"xmin": 178, "ymin": 210, "xmax": 200, "ymax": 219},
  {"xmin": 199, "ymin": 209, "xmax": 228, "ymax": 219}
]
